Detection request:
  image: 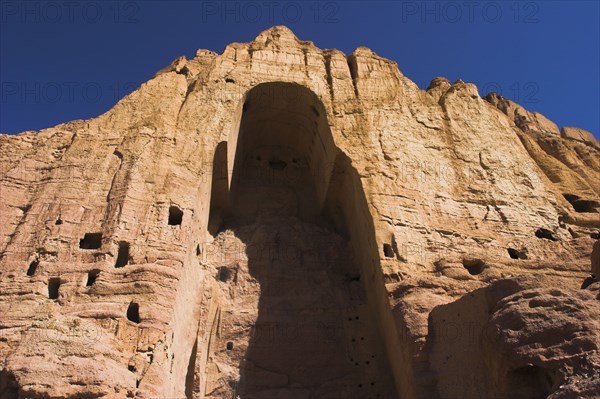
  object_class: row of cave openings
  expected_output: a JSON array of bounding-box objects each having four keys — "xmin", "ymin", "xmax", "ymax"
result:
[
  {"xmin": 379, "ymin": 225, "xmax": 569, "ymax": 277},
  {"xmin": 24, "ymin": 206, "xmax": 184, "ymax": 324},
  {"xmin": 35, "ymin": 270, "xmax": 140, "ymax": 323},
  {"xmin": 32, "ymin": 205, "xmax": 183, "ymax": 275}
]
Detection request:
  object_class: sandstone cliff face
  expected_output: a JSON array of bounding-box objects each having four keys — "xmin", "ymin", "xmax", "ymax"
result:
[{"xmin": 0, "ymin": 26, "xmax": 598, "ymax": 399}]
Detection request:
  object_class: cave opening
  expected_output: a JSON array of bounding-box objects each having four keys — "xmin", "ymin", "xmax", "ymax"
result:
[
  {"xmin": 79, "ymin": 232, "xmax": 102, "ymax": 249},
  {"xmin": 563, "ymin": 193, "xmax": 599, "ymax": 213},
  {"xmin": 48, "ymin": 278, "xmax": 61, "ymax": 300},
  {"xmin": 217, "ymin": 267, "xmax": 231, "ymax": 282},
  {"xmin": 127, "ymin": 302, "xmax": 140, "ymax": 324},
  {"xmin": 168, "ymin": 206, "xmax": 184, "ymax": 226},
  {"xmin": 383, "ymin": 243, "xmax": 395, "ymax": 258},
  {"xmin": 86, "ymin": 270, "xmax": 100, "ymax": 286},
  {"xmin": 115, "ymin": 241, "xmax": 130, "ymax": 268},
  {"xmin": 535, "ymin": 228, "xmax": 558, "ymax": 241},
  {"xmin": 505, "ymin": 365, "xmax": 554, "ymax": 399},
  {"xmin": 507, "ymin": 247, "xmax": 528, "ymax": 260},
  {"xmin": 26, "ymin": 259, "xmax": 39, "ymax": 277},
  {"xmin": 463, "ymin": 258, "xmax": 486, "ymax": 275},
  {"xmin": 202, "ymin": 82, "xmax": 398, "ymax": 398}
]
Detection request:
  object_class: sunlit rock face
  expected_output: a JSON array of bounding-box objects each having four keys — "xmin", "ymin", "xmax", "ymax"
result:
[{"xmin": 0, "ymin": 26, "xmax": 599, "ymax": 399}]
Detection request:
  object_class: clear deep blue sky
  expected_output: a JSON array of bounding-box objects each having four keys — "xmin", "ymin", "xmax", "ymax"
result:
[{"xmin": 1, "ymin": 1, "xmax": 599, "ymax": 138}]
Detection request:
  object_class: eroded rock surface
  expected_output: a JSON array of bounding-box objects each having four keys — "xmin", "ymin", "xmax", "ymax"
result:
[{"xmin": 1, "ymin": 26, "xmax": 599, "ymax": 399}]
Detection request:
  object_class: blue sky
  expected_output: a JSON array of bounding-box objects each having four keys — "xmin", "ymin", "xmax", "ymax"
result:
[{"xmin": 1, "ymin": 1, "xmax": 599, "ymax": 138}]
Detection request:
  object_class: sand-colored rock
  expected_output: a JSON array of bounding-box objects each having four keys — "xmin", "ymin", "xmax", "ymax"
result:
[
  {"xmin": 1, "ymin": 26, "xmax": 599, "ymax": 398},
  {"xmin": 428, "ymin": 275, "xmax": 600, "ymax": 398},
  {"xmin": 562, "ymin": 126, "xmax": 599, "ymax": 147}
]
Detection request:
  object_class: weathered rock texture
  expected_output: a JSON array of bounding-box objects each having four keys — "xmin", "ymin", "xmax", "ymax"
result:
[{"xmin": 1, "ymin": 26, "xmax": 599, "ymax": 399}]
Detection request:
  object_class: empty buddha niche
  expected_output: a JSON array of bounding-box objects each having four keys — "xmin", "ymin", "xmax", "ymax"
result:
[{"xmin": 203, "ymin": 82, "xmax": 398, "ymax": 398}]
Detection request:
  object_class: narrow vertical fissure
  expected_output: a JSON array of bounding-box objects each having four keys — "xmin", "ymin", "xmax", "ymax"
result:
[
  {"xmin": 347, "ymin": 54, "xmax": 360, "ymax": 98},
  {"xmin": 106, "ymin": 149, "xmax": 123, "ymax": 202},
  {"xmin": 324, "ymin": 51, "xmax": 335, "ymax": 102},
  {"xmin": 184, "ymin": 337, "xmax": 199, "ymax": 398},
  {"xmin": 208, "ymin": 142, "xmax": 229, "ymax": 236},
  {"xmin": 303, "ymin": 48, "xmax": 310, "ymax": 78}
]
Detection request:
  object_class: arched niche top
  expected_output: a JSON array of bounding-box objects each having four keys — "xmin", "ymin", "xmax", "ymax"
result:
[{"xmin": 227, "ymin": 82, "xmax": 336, "ymax": 213}]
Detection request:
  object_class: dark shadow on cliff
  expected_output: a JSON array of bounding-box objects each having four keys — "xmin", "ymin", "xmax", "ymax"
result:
[
  {"xmin": 215, "ymin": 82, "xmax": 399, "ymax": 398},
  {"xmin": 228, "ymin": 153, "xmax": 397, "ymax": 398},
  {"xmin": 208, "ymin": 141, "xmax": 229, "ymax": 237}
]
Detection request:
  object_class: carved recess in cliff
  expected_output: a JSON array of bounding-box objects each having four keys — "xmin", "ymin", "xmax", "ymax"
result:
[{"xmin": 199, "ymin": 82, "xmax": 398, "ymax": 398}]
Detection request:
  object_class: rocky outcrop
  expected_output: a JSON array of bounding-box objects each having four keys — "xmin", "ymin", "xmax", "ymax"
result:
[
  {"xmin": 427, "ymin": 275, "xmax": 600, "ymax": 399},
  {"xmin": 561, "ymin": 127, "xmax": 599, "ymax": 148},
  {"xmin": 0, "ymin": 26, "xmax": 599, "ymax": 399},
  {"xmin": 484, "ymin": 92, "xmax": 599, "ymax": 229}
]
